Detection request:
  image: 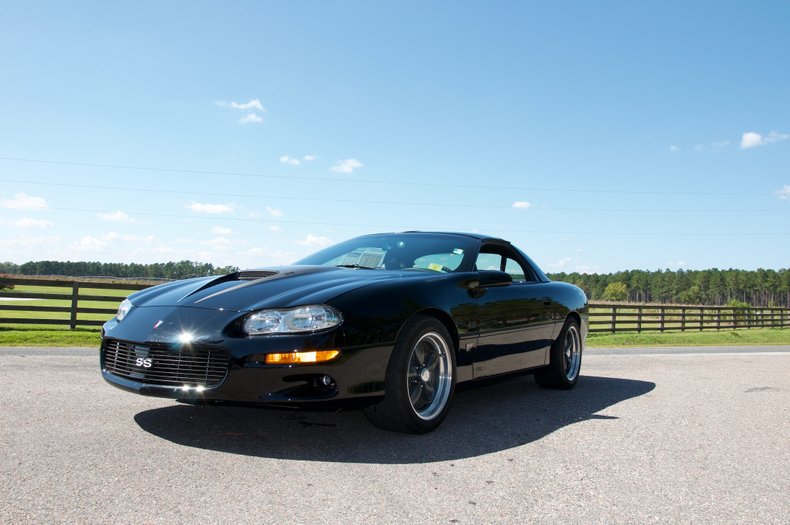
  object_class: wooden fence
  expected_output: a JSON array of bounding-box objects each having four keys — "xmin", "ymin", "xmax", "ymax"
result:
[
  {"xmin": 0, "ymin": 277, "xmax": 157, "ymax": 329},
  {"xmin": 588, "ymin": 303, "xmax": 789, "ymax": 333},
  {"xmin": 1, "ymin": 276, "xmax": 789, "ymax": 333}
]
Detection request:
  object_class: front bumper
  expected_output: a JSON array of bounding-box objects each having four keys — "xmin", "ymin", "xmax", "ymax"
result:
[{"xmin": 100, "ymin": 306, "xmax": 391, "ymax": 405}]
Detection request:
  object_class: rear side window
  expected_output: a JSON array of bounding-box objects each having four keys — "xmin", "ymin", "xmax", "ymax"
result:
[{"xmin": 476, "ymin": 245, "xmax": 538, "ymax": 283}]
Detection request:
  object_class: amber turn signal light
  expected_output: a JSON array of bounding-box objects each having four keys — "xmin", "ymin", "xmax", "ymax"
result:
[{"xmin": 264, "ymin": 349, "xmax": 340, "ymax": 365}]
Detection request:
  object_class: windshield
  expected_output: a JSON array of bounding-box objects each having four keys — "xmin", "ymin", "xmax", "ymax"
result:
[{"xmin": 294, "ymin": 233, "xmax": 479, "ymax": 272}]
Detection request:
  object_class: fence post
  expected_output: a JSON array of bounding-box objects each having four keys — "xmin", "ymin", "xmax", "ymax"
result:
[
  {"xmin": 660, "ymin": 307, "xmax": 665, "ymax": 332},
  {"xmin": 636, "ymin": 307, "xmax": 642, "ymax": 333},
  {"xmin": 610, "ymin": 307, "xmax": 617, "ymax": 333},
  {"xmin": 69, "ymin": 283, "xmax": 79, "ymax": 330},
  {"xmin": 699, "ymin": 307, "xmax": 703, "ymax": 331},
  {"xmin": 681, "ymin": 307, "xmax": 686, "ymax": 331},
  {"xmin": 716, "ymin": 308, "xmax": 721, "ymax": 330}
]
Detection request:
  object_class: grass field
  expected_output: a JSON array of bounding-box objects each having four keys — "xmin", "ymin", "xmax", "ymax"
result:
[
  {"xmin": 587, "ymin": 328, "xmax": 790, "ymax": 347},
  {"xmin": 1, "ymin": 325, "xmax": 787, "ymax": 348},
  {"xmin": 2, "ymin": 283, "xmax": 789, "ymax": 347},
  {"xmin": 0, "ymin": 284, "xmax": 130, "ymax": 325}
]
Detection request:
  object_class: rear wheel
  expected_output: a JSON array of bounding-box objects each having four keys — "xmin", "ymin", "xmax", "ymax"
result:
[
  {"xmin": 363, "ymin": 316, "xmax": 456, "ymax": 434},
  {"xmin": 535, "ymin": 317, "xmax": 582, "ymax": 389}
]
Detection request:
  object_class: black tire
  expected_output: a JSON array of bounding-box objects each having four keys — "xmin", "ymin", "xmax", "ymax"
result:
[
  {"xmin": 535, "ymin": 317, "xmax": 582, "ymax": 389},
  {"xmin": 363, "ymin": 315, "xmax": 456, "ymax": 434}
]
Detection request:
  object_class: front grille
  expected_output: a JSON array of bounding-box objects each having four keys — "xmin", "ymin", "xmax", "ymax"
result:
[{"xmin": 103, "ymin": 339, "xmax": 229, "ymax": 387}]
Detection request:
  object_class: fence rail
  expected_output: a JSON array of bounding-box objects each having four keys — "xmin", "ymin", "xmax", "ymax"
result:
[
  {"xmin": 0, "ymin": 276, "xmax": 157, "ymax": 329},
  {"xmin": 588, "ymin": 303, "xmax": 789, "ymax": 333},
  {"xmin": 1, "ymin": 276, "xmax": 789, "ymax": 333}
]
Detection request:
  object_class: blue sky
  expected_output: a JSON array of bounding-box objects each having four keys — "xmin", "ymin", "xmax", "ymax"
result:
[{"xmin": 1, "ymin": 1, "xmax": 788, "ymax": 273}]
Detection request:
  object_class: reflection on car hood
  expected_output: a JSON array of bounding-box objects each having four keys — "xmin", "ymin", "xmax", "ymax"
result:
[{"xmin": 128, "ymin": 265, "xmax": 430, "ymax": 311}]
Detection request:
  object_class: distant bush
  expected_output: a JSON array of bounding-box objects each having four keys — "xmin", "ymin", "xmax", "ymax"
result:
[
  {"xmin": 0, "ymin": 274, "xmax": 14, "ymax": 291},
  {"xmin": 726, "ymin": 299, "xmax": 751, "ymax": 327},
  {"xmin": 602, "ymin": 282, "xmax": 628, "ymax": 302}
]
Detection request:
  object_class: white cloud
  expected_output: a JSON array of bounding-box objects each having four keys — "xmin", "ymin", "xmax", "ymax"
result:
[
  {"xmin": 776, "ymin": 185, "xmax": 790, "ymax": 200},
  {"xmin": 73, "ymin": 232, "xmax": 119, "ymax": 252},
  {"xmin": 694, "ymin": 140, "xmax": 730, "ymax": 152},
  {"xmin": 200, "ymin": 236, "xmax": 233, "ymax": 251},
  {"xmin": 669, "ymin": 145, "xmax": 681, "ymax": 152},
  {"xmin": 239, "ymin": 113, "xmax": 263, "ymax": 124},
  {"xmin": 266, "ymin": 206, "xmax": 283, "ymax": 218},
  {"xmin": 187, "ymin": 202, "xmax": 234, "ymax": 214},
  {"xmin": 512, "ymin": 201, "xmax": 531, "ymax": 209},
  {"xmin": 0, "ymin": 235, "xmax": 61, "ymax": 251},
  {"xmin": 331, "ymin": 158, "xmax": 363, "ymax": 174},
  {"xmin": 121, "ymin": 234, "xmax": 156, "ymax": 243},
  {"xmin": 98, "ymin": 210, "xmax": 140, "ymax": 224},
  {"xmin": 295, "ymin": 234, "xmax": 333, "ymax": 247},
  {"xmin": 547, "ymin": 257, "xmax": 572, "ymax": 270},
  {"xmin": 574, "ymin": 264, "xmax": 601, "ymax": 274},
  {"xmin": 1, "ymin": 192, "xmax": 49, "ymax": 210},
  {"xmin": 0, "ymin": 217, "xmax": 53, "ymax": 229},
  {"xmin": 766, "ymin": 131, "xmax": 789, "ymax": 143},
  {"xmin": 268, "ymin": 225, "xmax": 282, "ymax": 232},
  {"xmin": 216, "ymin": 99, "xmax": 266, "ymax": 111},
  {"xmin": 741, "ymin": 130, "xmax": 789, "ymax": 149},
  {"xmin": 212, "ymin": 226, "xmax": 233, "ymax": 235},
  {"xmin": 279, "ymin": 155, "xmax": 301, "ymax": 166},
  {"xmin": 740, "ymin": 132, "xmax": 763, "ymax": 149},
  {"xmin": 304, "ymin": 154, "xmax": 316, "ymax": 161},
  {"xmin": 246, "ymin": 247, "xmax": 297, "ymax": 266}
]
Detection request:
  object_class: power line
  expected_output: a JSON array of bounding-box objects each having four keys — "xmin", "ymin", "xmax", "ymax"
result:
[
  {"xmin": 1, "ymin": 177, "xmax": 786, "ymax": 214},
  {"xmin": 0, "ymin": 155, "xmax": 774, "ymax": 196},
  {"xmin": 4, "ymin": 203, "xmax": 790, "ymax": 237}
]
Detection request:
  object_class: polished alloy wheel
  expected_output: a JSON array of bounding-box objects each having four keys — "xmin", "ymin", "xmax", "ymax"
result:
[
  {"xmin": 406, "ymin": 331, "xmax": 452, "ymax": 420},
  {"xmin": 563, "ymin": 324, "xmax": 582, "ymax": 381}
]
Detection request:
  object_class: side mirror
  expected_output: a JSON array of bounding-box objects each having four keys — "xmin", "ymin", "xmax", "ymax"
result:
[{"xmin": 469, "ymin": 270, "xmax": 512, "ymax": 289}]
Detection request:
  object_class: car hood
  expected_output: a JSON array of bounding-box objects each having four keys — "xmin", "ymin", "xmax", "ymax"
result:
[{"xmin": 128, "ymin": 265, "xmax": 430, "ymax": 312}]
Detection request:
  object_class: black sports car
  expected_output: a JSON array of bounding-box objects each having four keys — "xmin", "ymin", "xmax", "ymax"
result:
[{"xmin": 101, "ymin": 231, "xmax": 588, "ymax": 433}]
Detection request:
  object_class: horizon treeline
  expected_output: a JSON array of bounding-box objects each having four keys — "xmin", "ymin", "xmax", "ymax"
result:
[
  {"xmin": 0, "ymin": 260, "xmax": 239, "ymax": 281},
  {"xmin": 549, "ymin": 268, "xmax": 790, "ymax": 308},
  {"xmin": 1, "ymin": 260, "xmax": 789, "ymax": 308}
]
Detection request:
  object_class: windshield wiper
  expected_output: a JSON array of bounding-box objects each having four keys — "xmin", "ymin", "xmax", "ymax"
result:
[{"xmin": 335, "ymin": 264, "xmax": 377, "ymax": 270}]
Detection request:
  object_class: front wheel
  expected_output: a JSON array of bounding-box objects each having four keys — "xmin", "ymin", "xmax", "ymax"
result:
[
  {"xmin": 363, "ymin": 316, "xmax": 456, "ymax": 434},
  {"xmin": 535, "ymin": 317, "xmax": 582, "ymax": 389}
]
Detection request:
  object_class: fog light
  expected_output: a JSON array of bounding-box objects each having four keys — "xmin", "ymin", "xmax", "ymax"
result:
[
  {"xmin": 320, "ymin": 374, "xmax": 334, "ymax": 387},
  {"xmin": 264, "ymin": 349, "xmax": 340, "ymax": 365}
]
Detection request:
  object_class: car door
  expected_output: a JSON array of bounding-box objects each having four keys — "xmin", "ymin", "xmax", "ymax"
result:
[{"xmin": 473, "ymin": 244, "xmax": 556, "ymax": 378}]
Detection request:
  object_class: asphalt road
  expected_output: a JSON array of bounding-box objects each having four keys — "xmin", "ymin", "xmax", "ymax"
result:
[{"xmin": 1, "ymin": 346, "xmax": 788, "ymax": 524}]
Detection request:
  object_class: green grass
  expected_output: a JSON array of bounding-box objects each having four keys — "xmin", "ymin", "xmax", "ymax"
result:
[
  {"xmin": 0, "ymin": 284, "xmax": 130, "ymax": 325},
  {"xmin": 0, "ymin": 327, "xmax": 102, "ymax": 347},
  {"xmin": 0, "ymin": 325, "xmax": 788, "ymax": 348},
  {"xmin": 588, "ymin": 327, "xmax": 790, "ymax": 348}
]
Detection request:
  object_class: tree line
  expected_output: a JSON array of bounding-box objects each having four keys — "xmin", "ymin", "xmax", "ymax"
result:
[
  {"xmin": 2, "ymin": 260, "xmax": 788, "ymax": 308},
  {"xmin": 548, "ymin": 268, "xmax": 790, "ymax": 308},
  {"xmin": 0, "ymin": 260, "xmax": 238, "ymax": 281}
]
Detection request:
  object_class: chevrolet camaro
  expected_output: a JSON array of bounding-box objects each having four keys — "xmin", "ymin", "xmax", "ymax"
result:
[{"xmin": 101, "ymin": 231, "xmax": 589, "ymax": 433}]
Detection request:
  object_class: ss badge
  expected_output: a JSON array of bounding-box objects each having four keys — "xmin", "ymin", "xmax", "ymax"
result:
[{"xmin": 135, "ymin": 357, "xmax": 153, "ymax": 368}]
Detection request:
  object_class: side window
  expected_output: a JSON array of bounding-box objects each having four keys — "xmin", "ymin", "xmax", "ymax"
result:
[
  {"xmin": 475, "ymin": 253, "xmax": 502, "ymax": 271},
  {"xmin": 477, "ymin": 243, "xmax": 538, "ymax": 283},
  {"xmin": 504, "ymin": 257, "xmax": 528, "ymax": 282}
]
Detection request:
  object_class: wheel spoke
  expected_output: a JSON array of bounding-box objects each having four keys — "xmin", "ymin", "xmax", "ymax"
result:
[
  {"xmin": 423, "ymin": 379, "xmax": 436, "ymax": 402},
  {"xmin": 413, "ymin": 344, "xmax": 426, "ymax": 367},
  {"xmin": 409, "ymin": 382, "xmax": 423, "ymax": 407},
  {"xmin": 424, "ymin": 348, "xmax": 439, "ymax": 372}
]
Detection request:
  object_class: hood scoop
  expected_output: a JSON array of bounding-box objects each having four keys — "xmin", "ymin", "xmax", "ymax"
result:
[{"xmin": 237, "ymin": 270, "xmax": 279, "ymax": 281}]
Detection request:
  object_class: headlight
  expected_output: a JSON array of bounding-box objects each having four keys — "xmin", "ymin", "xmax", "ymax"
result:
[
  {"xmin": 116, "ymin": 298, "xmax": 133, "ymax": 322},
  {"xmin": 243, "ymin": 305, "xmax": 342, "ymax": 335}
]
